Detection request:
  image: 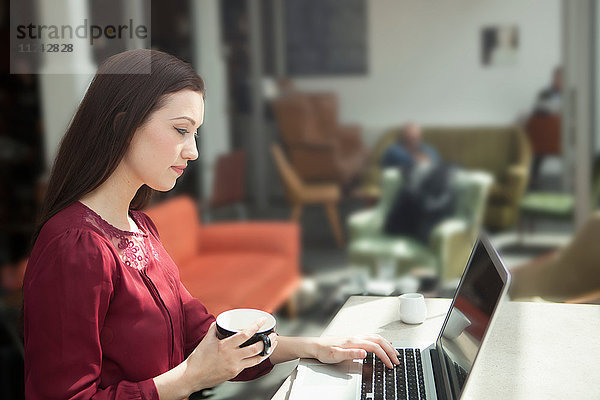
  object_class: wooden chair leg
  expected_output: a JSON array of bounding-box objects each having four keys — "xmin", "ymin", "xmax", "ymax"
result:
[
  {"xmin": 286, "ymin": 294, "xmax": 298, "ymax": 319},
  {"xmin": 291, "ymin": 204, "xmax": 303, "ymax": 222},
  {"xmin": 324, "ymin": 202, "xmax": 344, "ymax": 247}
]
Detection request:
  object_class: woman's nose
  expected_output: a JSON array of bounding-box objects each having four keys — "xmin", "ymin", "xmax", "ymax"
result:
[{"xmin": 182, "ymin": 135, "xmax": 199, "ymax": 161}]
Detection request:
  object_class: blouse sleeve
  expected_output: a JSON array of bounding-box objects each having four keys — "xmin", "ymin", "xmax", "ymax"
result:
[
  {"xmin": 178, "ymin": 280, "xmax": 215, "ymax": 356},
  {"xmin": 23, "ymin": 229, "xmax": 159, "ymax": 400}
]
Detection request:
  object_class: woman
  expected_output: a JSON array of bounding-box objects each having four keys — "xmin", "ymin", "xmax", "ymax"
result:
[{"xmin": 24, "ymin": 49, "xmax": 399, "ymax": 400}]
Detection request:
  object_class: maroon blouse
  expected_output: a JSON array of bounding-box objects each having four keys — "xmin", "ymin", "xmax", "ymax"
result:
[{"xmin": 23, "ymin": 201, "xmax": 272, "ymax": 399}]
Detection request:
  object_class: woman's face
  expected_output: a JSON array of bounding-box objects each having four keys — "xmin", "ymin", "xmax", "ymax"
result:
[{"xmin": 122, "ymin": 89, "xmax": 204, "ymax": 192}]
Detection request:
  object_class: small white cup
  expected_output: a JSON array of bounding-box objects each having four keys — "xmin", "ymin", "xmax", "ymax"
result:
[{"xmin": 398, "ymin": 293, "xmax": 427, "ymax": 324}]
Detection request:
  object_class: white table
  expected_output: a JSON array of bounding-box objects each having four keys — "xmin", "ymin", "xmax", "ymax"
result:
[{"xmin": 271, "ymin": 296, "xmax": 600, "ymax": 399}]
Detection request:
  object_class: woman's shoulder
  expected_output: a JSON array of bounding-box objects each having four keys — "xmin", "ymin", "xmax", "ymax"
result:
[
  {"xmin": 35, "ymin": 202, "xmax": 116, "ymax": 257},
  {"xmin": 40, "ymin": 201, "xmax": 97, "ymax": 233},
  {"xmin": 27, "ymin": 203, "xmax": 121, "ymax": 283}
]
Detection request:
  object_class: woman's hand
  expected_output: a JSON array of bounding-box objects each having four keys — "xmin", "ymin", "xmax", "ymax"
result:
[
  {"xmin": 312, "ymin": 335, "xmax": 399, "ymax": 368},
  {"xmin": 170, "ymin": 319, "xmax": 277, "ymax": 396}
]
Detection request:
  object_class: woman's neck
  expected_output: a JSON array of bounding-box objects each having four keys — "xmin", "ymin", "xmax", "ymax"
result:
[{"xmin": 79, "ymin": 166, "xmax": 142, "ymax": 232}]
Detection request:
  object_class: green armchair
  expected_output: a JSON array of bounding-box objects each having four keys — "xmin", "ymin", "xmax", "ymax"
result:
[
  {"xmin": 348, "ymin": 168, "xmax": 493, "ymax": 282},
  {"xmin": 519, "ymin": 155, "xmax": 600, "ymax": 228}
]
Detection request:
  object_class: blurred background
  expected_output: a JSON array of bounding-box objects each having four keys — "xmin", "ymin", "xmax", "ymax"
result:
[{"xmin": 2, "ymin": 0, "xmax": 600, "ymax": 399}]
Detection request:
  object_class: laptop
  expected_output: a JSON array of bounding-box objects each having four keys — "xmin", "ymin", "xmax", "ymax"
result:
[{"xmin": 289, "ymin": 234, "xmax": 510, "ymax": 400}]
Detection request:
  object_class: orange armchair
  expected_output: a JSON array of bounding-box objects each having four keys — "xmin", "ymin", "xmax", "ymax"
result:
[
  {"xmin": 272, "ymin": 92, "xmax": 367, "ymax": 185},
  {"xmin": 145, "ymin": 196, "xmax": 301, "ymax": 316}
]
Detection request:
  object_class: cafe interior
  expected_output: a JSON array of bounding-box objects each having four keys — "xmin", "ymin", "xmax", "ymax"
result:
[{"xmin": 1, "ymin": 0, "xmax": 599, "ymax": 398}]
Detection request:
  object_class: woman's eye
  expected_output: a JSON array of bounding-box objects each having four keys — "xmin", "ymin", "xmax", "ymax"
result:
[{"xmin": 174, "ymin": 126, "xmax": 199, "ymax": 138}]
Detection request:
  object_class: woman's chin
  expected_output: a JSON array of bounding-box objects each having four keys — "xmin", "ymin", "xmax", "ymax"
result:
[{"xmin": 149, "ymin": 181, "xmax": 177, "ymax": 192}]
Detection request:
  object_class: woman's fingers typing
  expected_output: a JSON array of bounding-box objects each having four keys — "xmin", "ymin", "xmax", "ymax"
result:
[
  {"xmin": 346, "ymin": 335, "xmax": 399, "ymax": 367},
  {"xmin": 353, "ymin": 339, "xmax": 396, "ymax": 368},
  {"xmin": 330, "ymin": 347, "xmax": 368, "ymax": 362},
  {"xmin": 316, "ymin": 334, "xmax": 400, "ymax": 369}
]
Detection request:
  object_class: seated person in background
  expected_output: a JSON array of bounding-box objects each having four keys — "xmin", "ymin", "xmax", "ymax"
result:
[
  {"xmin": 382, "ymin": 122, "xmax": 439, "ymax": 172},
  {"xmin": 381, "ymin": 123, "xmax": 455, "ymax": 244},
  {"xmin": 533, "ymin": 66, "xmax": 562, "ymax": 115}
]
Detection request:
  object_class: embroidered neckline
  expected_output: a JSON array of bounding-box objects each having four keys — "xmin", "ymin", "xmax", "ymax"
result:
[
  {"xmin": 77, "ymin": 201, "xmax": 148, "ymax": 238},
  {"xmin": 77, "ymin": 201, "xmax": 157, "ymax": 270}
]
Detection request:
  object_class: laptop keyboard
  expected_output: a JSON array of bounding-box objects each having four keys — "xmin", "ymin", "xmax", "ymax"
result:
[{"xmin": 361, "ymin": 348, "xmax": 426, "ymax": 400}]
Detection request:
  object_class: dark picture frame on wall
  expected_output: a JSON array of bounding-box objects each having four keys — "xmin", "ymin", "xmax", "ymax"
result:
[
  {"xmin": 284, "ymin": 0, "xmax": 368, "ymax": 76},
  {"xmin": 481, "ymin": 25, "xmax": 519, "ymax": 67}
]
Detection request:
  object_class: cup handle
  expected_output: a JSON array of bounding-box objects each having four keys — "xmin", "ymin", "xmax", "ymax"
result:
[{"xmin": 260, "ymin": 334, "xmax": 271, "ymax": 356}]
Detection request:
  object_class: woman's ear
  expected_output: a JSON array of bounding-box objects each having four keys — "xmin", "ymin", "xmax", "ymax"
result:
[{"xmin": 112, "ymin": 111, "xmax": 126, "ymax": 132}]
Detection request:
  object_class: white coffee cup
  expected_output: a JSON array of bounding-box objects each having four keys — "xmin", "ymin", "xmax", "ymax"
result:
[
  {"xmin": 398, "ymin": 293, "xmax": 427, "ymax": 324},
  {"xmin": 216, "ymin": 309, "xmax": 276, "ymax": 356}
]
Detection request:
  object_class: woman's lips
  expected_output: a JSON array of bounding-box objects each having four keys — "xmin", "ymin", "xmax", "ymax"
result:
[{"xmin": 171, "ymin": 166, "xmax": 185, "ymax": 175}]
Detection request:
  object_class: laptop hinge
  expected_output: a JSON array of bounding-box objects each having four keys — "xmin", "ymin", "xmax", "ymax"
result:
[{"xmin": 430, "ymin": 347, "xmax": 450, "ymax": 400}]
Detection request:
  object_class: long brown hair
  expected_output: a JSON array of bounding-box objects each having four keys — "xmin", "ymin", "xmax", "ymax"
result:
[{"xmin": 32, "ymin": 49, "xmax": 205, "ymax": 246}]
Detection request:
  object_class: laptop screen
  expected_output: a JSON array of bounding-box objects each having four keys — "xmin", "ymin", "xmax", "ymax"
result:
[{"xmin": 436, "ymin": 236, "xmax": 509, "ymax": 398}]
